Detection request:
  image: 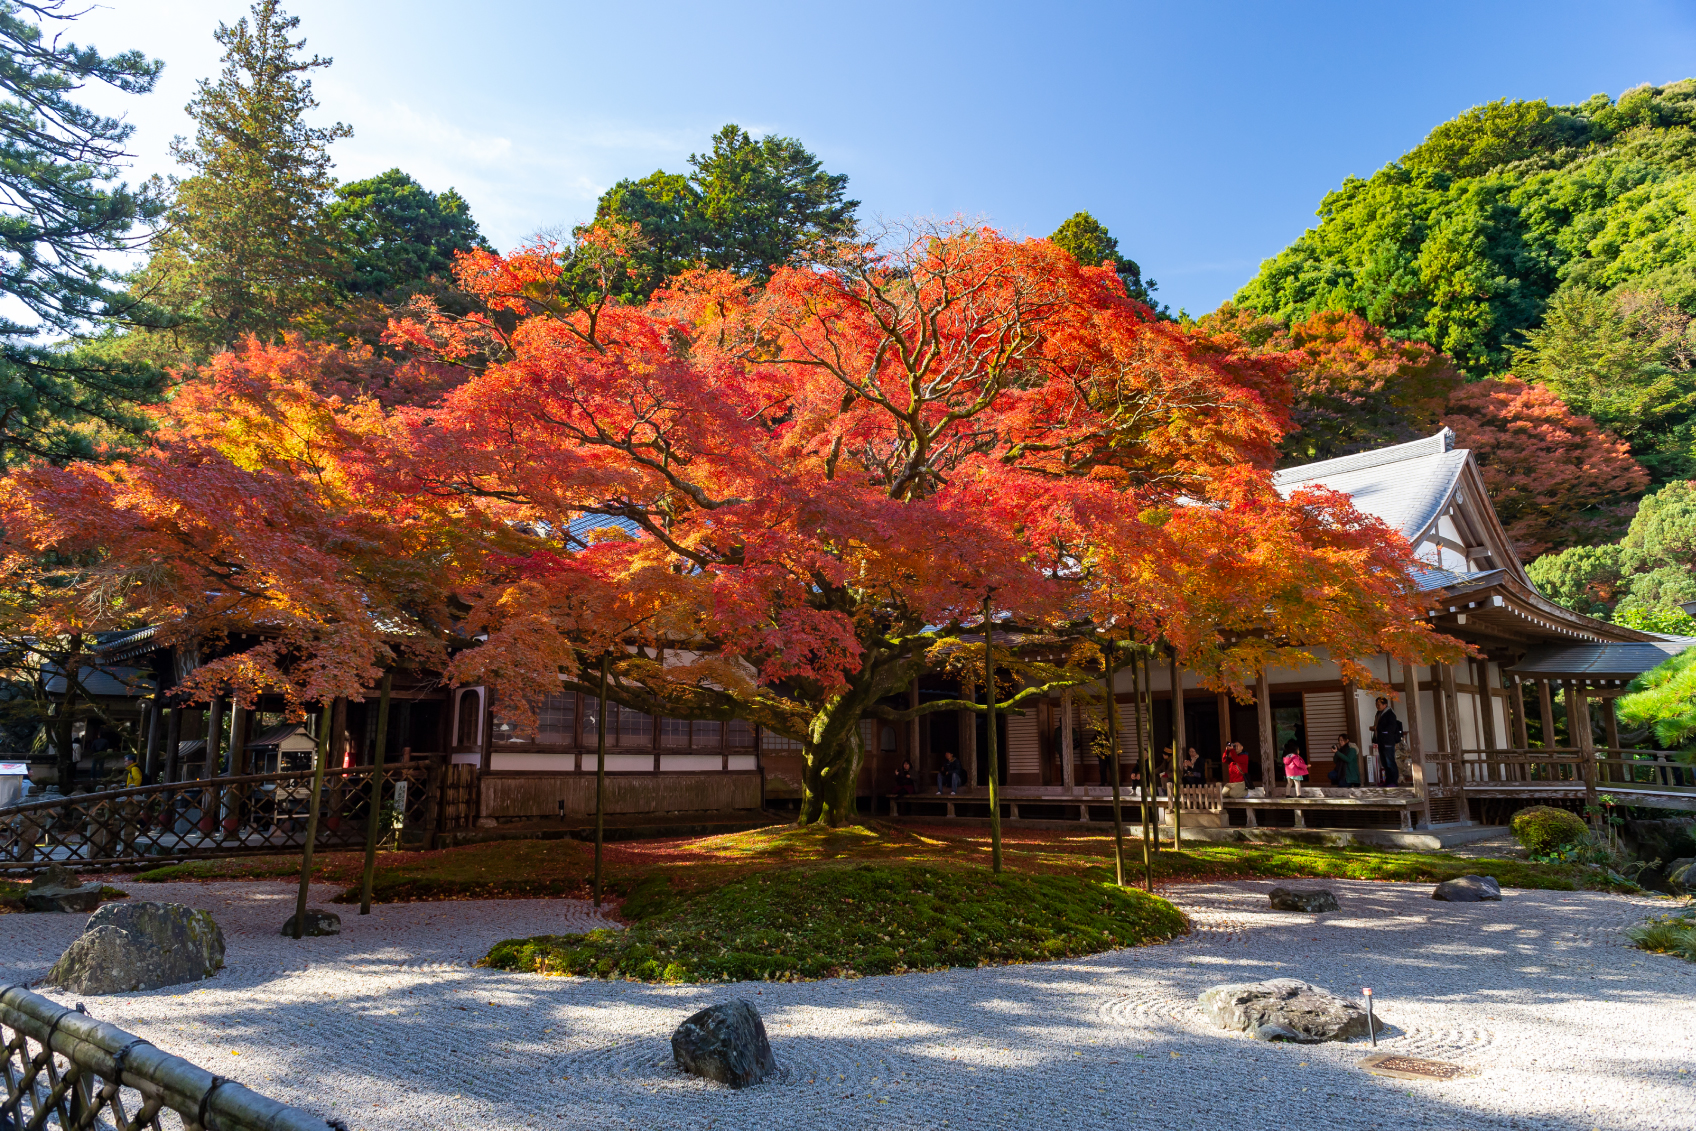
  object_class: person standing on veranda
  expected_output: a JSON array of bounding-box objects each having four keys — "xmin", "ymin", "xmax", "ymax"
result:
[{"xmin": 1371, "ymin": 696, "xmax": 1404, "ymax": 786}]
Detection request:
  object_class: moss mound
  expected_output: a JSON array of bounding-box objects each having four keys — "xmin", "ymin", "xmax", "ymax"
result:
[
  {"xmin": 481, "ymin": 864, "xmax": 1186, "ymax": 983},
  {"xmin": 1511, "ymin": 805, "xmax": 1589, "ymax": 855}
]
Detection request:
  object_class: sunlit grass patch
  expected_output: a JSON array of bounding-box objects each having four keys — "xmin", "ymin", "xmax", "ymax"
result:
[
  {"xmin": 481, "ymin": 864, "xmax": 1186, "ymax": 983},
  {"xmin": 1628, "ymin": 907, "xmax": 1696, "ymax": 961}
]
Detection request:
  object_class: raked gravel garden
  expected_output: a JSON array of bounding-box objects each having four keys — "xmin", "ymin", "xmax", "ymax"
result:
[{"xmin": 5, "ymin": 876, "xmax": 1693, "ymax": 1131}]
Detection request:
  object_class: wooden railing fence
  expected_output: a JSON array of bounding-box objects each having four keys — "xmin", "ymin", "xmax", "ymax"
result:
[
  {"xmin": 2, "ymin": 984, "xmax": 342, "ymax": 1131},
  {"xmin": 1, "ymin": 761, "xmax": 480, "ymax": 873}
]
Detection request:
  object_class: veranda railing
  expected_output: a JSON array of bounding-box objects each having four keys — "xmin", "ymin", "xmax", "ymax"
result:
[{"xmin": 1450, "ymin": 747, "xmax": 1694, "ymax": 795}]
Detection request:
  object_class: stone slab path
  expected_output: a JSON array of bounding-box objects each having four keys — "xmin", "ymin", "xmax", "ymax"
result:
[{"xmin": 4, "ymin": 878, "xmax": 1691, "ymax": 1130}]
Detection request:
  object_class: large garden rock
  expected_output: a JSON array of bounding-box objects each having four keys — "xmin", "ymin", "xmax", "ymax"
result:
[
  {"xmin": 1268, "ymin": 886, "xmax": 1339, "ymax": 913},
  {"xmin": 671, "ymin": 999, "xmax": 776, "ymax": 1088},
  {"xmin": 22, "ymin": 863, "xmax": 103, "ymax": 913},
  {"xmin": 1620, "ymin": 818, "xmax": 1695, "ymax": 866},
  {"xmin": 281, "ymin": 908, "xmax": 342, "ymax": 937},
  {"xmin": 1199, "ymin": 979, "xmax": 1372, "ymax": 1042},
  {"xmin": 47, "ymin": 901, "xmax": 225, "ymax": 994},
  {"xmin": 1665, "ymin": 858, "xmax": 1696, "ymax": 895},
  {"xmin": 1433, "ymin": 874, "xmax": 1502, "ymax": 902}
]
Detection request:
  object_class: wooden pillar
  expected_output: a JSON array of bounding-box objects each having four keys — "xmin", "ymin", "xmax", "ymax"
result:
[
  {"xmin": 1342, "ymin": 681, "xmax": 1363, "ymax": 757},
  {"xmin": 1602, "ymin": 695, "xmax": 1620, "ymax": 754},
  {"xmin": 1217, "ymin": 692, "xmax": 1232, "ymax": 748},
  {"xmin": 1402, "ymin": 662, "xmax": 1430, "ymax": 819},
  {"xmin": 1430, "ymin": 666, "xmax": 1449, "ymax": 754},
  {"xmin": 164, "ymin": 705, "xmax": 182, "ymax": 782},
  {"xmin": 1255, "ymin": 671, "xmax": 1275, "ymax": 791},
  {"xmin": 1574, "ymin": 682, "xmax": 1598, "ymax": 815},
  {"xmin": 909, "ymin": 678, "xmax": 922, "ymax": 783},
  {"xmin": 1563, "ymin": 682, "xmax": 1579, "ymax": 756},
  {"xmin": 1169, "ymin": 651, "xmax": 1186, "ymax": 848},
  {"xmin": 1537, "ymin": 679, "xmax": 1556, "ymax": 750},
  {"xmin": 1476, "ymin": 660, "xmax": 1498, "ymax": 753},
  {"xmin": 960, "ymin": 678, "xmax": 977, "ymax": 788},
  {"xmin": 204, "ymin": 696, "xmax": 226, "ymax": 779},
  {"xmin": 1060, "ymin": 689, "xmax": 1075, "ymax": 788},
  {"xmin": 1440, "ymin": 664, "xmax": 1463, "ymax": 758},
  {"xmin": 143, "ymin": 691, "xmax": 164, "ymax": 783}
]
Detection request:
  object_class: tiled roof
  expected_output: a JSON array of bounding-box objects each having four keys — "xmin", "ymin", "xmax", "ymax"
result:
[
  {"xmin": 43, "ymin": 664, "xmax": 154, "ymax": 699},
  {"xmin": 1506, "ymin": 638, "xmax": 1696, "ymax": 679},
  {"xmin": 1273, "ymin": 428, "xmax": 1465, "ymax": 541}
]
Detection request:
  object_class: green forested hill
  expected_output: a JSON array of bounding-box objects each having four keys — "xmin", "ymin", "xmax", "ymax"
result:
[{"xmin": 1235, "ymin": 81, "xmax": 1696, "ymax": 375}]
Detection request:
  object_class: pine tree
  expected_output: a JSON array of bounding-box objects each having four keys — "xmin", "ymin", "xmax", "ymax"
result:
[
  {"xmin": 1048, "ymin": 211, "xmax": 1161, "ymax": 310},
  {"xmin": 142, "ymin": 0, "xmax": 350, "ymax": 353},
  {"xmin": 0, "ymin": 1, "xmax": 165, "ymax": 466}
]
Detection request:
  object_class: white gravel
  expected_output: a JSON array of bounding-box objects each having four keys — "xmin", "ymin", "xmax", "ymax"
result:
[{"xmin": 4, "ymin": 878, "xmax": 1692, "ymax": 1130}]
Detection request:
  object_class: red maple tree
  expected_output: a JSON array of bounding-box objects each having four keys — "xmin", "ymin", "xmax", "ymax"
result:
[
  {"xmin": 378, "ymin": 223, "xmax": 1452, "ymax": 823},
  {"xmin": 1443, "ymin": 376, "xmax": 1648, "ymax": 558},
  {"xmin": 2, "ymin": 226, "xmax": 1459, "ymax": 826}
]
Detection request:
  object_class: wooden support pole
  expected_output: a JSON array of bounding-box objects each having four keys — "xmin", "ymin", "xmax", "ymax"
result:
[
  {"xmin": 1105, "ymin": 646, "xmax": 1125, "ymax": 887},
  {"xmin": 1402, "ymin": 662, "xmax": 1430, "ymax": 820},
  {"xmin": 1537, "ymin": 679, "xmax": 1556, "ymax": 750},
  {"xmin": 1169, "ymin": 648, "xmax": 1185, "ymax": 850},
  {"xmin": 1476, "ymin": 660, "xmax": 1498, "ymax": 753},
  {"xmin": 1574, "ymin": 682, "xmax": 1598, "ymax": 817},
  {"xmin": 1441, "ymin": 664, "xmax": 1463, "ymax": 759},
  {"xmin": 1060, "ymin": 690, "xmax": 1075, "ymax": 788},
  {"xmin": 222, "ymin": 701, "xmax": 246, "ymax": 837},
  {"xmin": 359, "ymin": 672, "xmax": 393, "ymax": 916},
  {"xmin": 959, "ymin": 678, "xmax": 977, "ymax": 788},
  {"xmin": 203, "ymin": 696, "xmax": 226, "ymax": 779},
  {"xmin": 201, "ymin": 697, "xmax": 224, "ymax": 833},
  {"xmin": 594, "ymin": 654, "xmax": 609, "ymax": 907},
  {"xmin": 1255, "ymin": 671, "xmax": 1275, "ymax": 792},
  {"xmin": 292, "ymin": 704, "xmax": 332, "ymax": 940},
  {"xmin": 1564, "ymin": 682, "xmax": 1579, "ymax": 751},
  {"xmin": 907, "ymin": 676, "xmax": 920, "ymax": 808},
  {"xmin": 1602, "ymin": 695, "xmax": 1620, "ymax": 754},
  {"xmin": 1430, "ymin": 666, "xmax": 1448, "ymax": 755},
  {"xmin": 1131, "ymin": 653, "xmax": 1153, "ymax": 885},
  {"xmin": 143, "ymin": 691, "xmax": 163, "ymax": 784},
  {"xmin": 984, "ymin": 594, "xmax": 1002, "ymax": 875},
  {"xmin": 1217, "ymin": 692, "xmax": 1232, "ymax": 749},
  {"xmin": 163, "ymin": 705, "xmax": 182, "ymax": 783}
]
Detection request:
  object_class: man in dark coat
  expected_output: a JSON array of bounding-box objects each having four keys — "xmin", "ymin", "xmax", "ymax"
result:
[{"xmin": 1372, "ymin": 696, "xmax": 1404, "ymax": 786}]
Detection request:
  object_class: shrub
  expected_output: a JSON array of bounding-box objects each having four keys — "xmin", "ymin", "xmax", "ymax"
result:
[
  {"xmin": 1627, "ymin": 909, "xmax": 1696, "ymax": 962},
  {"xmin": 1511, "ymin": 805, "xmax": 1589, "ymax": 855}
]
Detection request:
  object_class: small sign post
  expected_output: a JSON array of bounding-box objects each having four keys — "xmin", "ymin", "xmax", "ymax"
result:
[{"xmin": 1363, "ymin": 987, "xmax": 1376, "ymax": 1047}]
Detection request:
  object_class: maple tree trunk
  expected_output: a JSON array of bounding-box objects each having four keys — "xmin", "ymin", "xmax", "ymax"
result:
[{"xmin": 796, "ymin": 702, "xmax": 868, "ymax": 827}]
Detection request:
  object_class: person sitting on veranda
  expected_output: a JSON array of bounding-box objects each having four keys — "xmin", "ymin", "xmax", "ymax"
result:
[
  {"xmin": 894, "ymin": 759, "xmax": 916, "ymax": 796},
  {"xmin": 1223, "ymin": 742, "xmax": 1250, "ymax": 798},
  {"xmin": 1328, "ymin": 733, "xmax": 1361, "ymax": 787},
  {"xmin": 936, "ymin": 751, "xmax": 965, "ymax": 795},
  {"xmin": 1181, "ymin": 746, "xmax": 1204, "ymax": 785}
]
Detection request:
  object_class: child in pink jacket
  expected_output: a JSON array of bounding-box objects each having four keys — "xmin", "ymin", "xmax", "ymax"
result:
[{"xmin": 1283, "ymin": 743, "xmax": 1309, "ymax": 795}]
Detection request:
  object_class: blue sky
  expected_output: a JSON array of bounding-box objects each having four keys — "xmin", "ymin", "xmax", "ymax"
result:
[{"xmin": 71, "ymin": 0, "xmax": 1696, "ymax": 316}]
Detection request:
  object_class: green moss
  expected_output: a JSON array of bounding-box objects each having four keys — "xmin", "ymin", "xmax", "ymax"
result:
[
  {"xmin": 481, "ymin": 863, "xmax": 1186, "ymax": 983},
  {"xmin": 618, "ymin": 873, "xmax": 674, "ymax": 920},
  {"xmin": 1511, "ymin": 805, "xmax": 1589, "ymax": 855}
]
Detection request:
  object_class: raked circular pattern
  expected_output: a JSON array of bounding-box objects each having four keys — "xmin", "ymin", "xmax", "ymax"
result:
[{"xmin": 3, "ymin": 877, "xmax": 1691, "ymax": 1131}]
